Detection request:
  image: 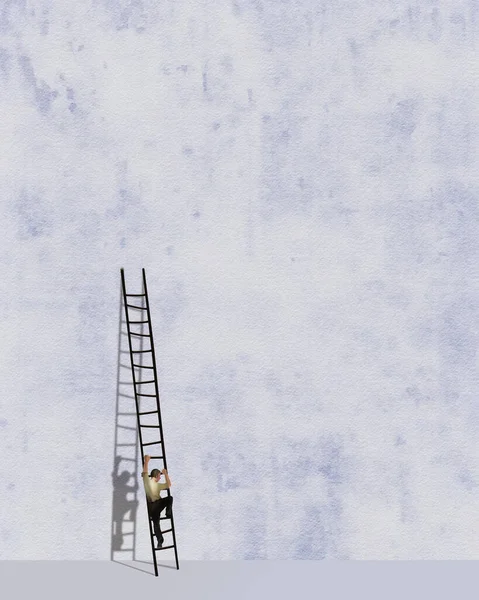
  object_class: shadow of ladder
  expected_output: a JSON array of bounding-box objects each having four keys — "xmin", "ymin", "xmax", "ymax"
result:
[
  {"xmin": 120, "ymin": 268, "xmax": 180, "ymax": 577},
  {"xmin": 110, "ymin": 284, "xmax": 141, "ymax": 564}
]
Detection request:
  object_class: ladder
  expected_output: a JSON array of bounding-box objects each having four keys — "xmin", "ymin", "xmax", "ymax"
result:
[{"xmin": 120, "ymin": 268, "xmax": 180, "ymax": 575}]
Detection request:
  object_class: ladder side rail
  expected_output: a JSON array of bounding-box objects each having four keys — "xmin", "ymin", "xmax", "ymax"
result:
[
  {"xmin": 142, "ymin": 268, "xmax": 180, "ymax": 570},
  {"xmin": 121, "ymin": 268, "xmax": 159, "ymax": 577}
]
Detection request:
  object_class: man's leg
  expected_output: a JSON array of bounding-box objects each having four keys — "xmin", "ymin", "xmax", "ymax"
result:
[
  {"xmin": 148, "ymin": 501, "xmax": 164, "ymax": 548},
  {"xmin": 158, "ymin": 495, "xmax": 173, "ymax": 519},
  {"xmin": 165, "ymin": 495, "xmax": 173, "ymax": 518}
]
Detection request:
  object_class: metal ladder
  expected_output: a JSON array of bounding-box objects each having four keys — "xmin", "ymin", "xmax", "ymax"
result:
[{"xmin": 120, "ymin": 268, "xmax": 180, "ymax": 575}]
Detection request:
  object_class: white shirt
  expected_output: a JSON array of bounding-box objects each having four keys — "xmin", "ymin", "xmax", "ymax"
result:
[{"xmin": 142, "ymin": 472, "xmax": 168, "ymax": 502}]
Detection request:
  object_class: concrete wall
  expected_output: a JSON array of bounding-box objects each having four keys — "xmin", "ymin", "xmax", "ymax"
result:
[{"xmin": 1, "ymin": 0, "xmax": 478, "ymax": 559}]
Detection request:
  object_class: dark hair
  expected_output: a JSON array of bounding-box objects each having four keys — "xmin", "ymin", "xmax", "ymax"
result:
[{"xmin": 149, "ymin": 468, "xmax": 161, "ymax": 478}]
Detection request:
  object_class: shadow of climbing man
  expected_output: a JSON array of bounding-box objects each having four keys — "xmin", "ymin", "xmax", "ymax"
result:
[{"xmin": 112, "ymin": 456, "xmax": 139, "ymax": 551}]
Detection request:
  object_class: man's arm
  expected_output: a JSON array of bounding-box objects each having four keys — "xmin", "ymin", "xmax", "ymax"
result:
[
  {"xmin": 141, "ymin": 455, "xmax": 152, "ymax": 499},
  {"xmin": 142, "ymin": 455, "xmax": 150, "ymax": 476},
  {"xmin": 161, "ymin": 468, "xmax": 172, "ymax": 488}
]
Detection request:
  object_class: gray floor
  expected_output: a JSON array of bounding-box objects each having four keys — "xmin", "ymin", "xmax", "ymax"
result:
[{"xmin": 1, "ymin": 560, "xmax": 475, "ymax": 600}]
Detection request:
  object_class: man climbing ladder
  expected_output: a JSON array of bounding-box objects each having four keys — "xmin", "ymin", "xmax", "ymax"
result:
[{"xmin": 142, "ymin": 454, "xmax": 174, "ymax": 549}]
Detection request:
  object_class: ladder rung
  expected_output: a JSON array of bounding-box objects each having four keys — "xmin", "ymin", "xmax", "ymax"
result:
[
  {"xmin": 130, "ymin": 332, "xmax": 150, "ymax": 337},
  {"xmin": 136, "ymin": 380, "xmax": 155, "ymax": 385},
  {"xmin": 141, "ymin": 424, "xmax": 158, "ymax": 428},
  {"xmin": 131, "ymin": 350, "xmax": 151, "ymax": 353},
  {"xmin": 133, "ymin": 364, "xmax": 154, "ymax": 369},
  {"xmin": 137, "ymin": 393, "xmax": 157, "ymax": 397},
  {"xmin": 118, "ymin": 425, "xmax": 136, "ymax": 430},
  {"xmin": 127, "ymin": 304, "xmax": 147, "ymax": 310},
  {"xmin": 126, "ymin": 294, "xmax": 145, "ymax": 297},
  {"xmin": 129, "ymin": 320, "xmax": 148, "ymax": 324},
  {"xmin": 122, "ymin": 532, "xmax": 134, "ymax": 536},
  {"xmin": 161, "ymin": 528, "xmax": 173, "ymax": 534},
  {"xmin": 139, "ymin": 410, "xmax": 158, "ymax": 415},
  {"xmin": 143, "ymin": 441, "xmax": 161, "ymax": 446},
  {"xmin": 155, "ymin": 545, "xmax": 175, "ymax": 551},
  {"xmin": 149, "ymin": 455, "xmax": 163, "ymax": 459}
]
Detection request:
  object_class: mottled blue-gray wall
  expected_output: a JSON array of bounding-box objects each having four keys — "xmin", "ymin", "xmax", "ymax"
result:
[{"xmin": 1, "ymin": 0, "xmax": 478, "ymax": 559}]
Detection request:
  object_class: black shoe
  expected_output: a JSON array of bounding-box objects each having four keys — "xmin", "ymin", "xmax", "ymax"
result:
[
  {"xmin": 156, "ymin": 539, "xmax": 163, "ymax": 549},
  {"xmin": 165, "ymin": 511, "xmax": 172, "ymax": 519}
]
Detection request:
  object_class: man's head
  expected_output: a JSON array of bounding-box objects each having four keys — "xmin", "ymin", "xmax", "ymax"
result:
[{"xmin": 149, "ymin": 468, "xmax": 161, "ymax": 482}]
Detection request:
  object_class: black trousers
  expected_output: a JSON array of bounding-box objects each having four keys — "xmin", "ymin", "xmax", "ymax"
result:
[{"xmin": 147, "ymin": 496, "xmax": 173, "ymax": 544}]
